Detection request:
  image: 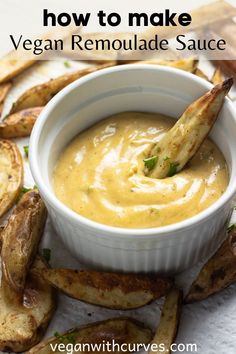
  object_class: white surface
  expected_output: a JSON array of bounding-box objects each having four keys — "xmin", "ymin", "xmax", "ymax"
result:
[{"xmin": 2, "ymin": 60, "xmax": 236, "ymax": 353}]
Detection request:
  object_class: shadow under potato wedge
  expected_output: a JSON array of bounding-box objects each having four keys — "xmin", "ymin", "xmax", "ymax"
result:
[
  {"xmin": 1, "ymin": 190, "xmax": 47, "ymax": 301},
  {"xmin": 27, "ymin": 317, "xmax": 153, "ymax": 354},
  {"xmin": 0, "ymin": 107, "xmax": 43, "ymax": 138},
  {"xmin": 149, "ymin": 288, "xmax": 183, "ymax": 354},
  {"xmin": 34, "ymin": 268, "xmax": 173, "ymax": 309},
  {"xmin": 146, "ymin": 78, "xmax": 233, "ymax": 179},
  {"xmin": 0, "ymin": 140, "xmax": 23, "ymax": 218},
  {"xmin": 0, "ymin": 257, "xmax": 56, "ymax": 353},
  {"xmin": 185, "ymin": 229, "xmax": 236, "ymax": 303},
  {"xmin": 9, "ymin": 63, "xmax": 115, "ymax": 114}
]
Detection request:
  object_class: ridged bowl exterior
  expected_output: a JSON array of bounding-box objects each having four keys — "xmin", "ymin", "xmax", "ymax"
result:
[{"xmin": 46, "ymin": 200, "xmax": 232, "ymax": 273}]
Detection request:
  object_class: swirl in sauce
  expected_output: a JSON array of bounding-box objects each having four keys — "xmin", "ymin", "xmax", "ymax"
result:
[{"xmin": 53, "ymin": 112, "xmax": 228, "ymax": 228}]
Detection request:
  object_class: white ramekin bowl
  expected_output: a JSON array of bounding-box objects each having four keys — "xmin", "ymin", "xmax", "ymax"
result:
[{"xmin": 30, "ymin": 64, "xmax": 236, "ymax": 273}]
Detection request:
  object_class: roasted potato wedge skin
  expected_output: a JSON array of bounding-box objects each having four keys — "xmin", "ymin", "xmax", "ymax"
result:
[
  {"xmin": 0, "ymin": 140, "xmax": 23, "ymax": 217},
  {"xmin": 0, "ymin": 107, "xmax": 43, "ymax": 138},
  {"xmin": 27, "ymin": 317, "xmax": 153, "ymax": 354},
  {"xmin": 0, "ymin": 55, "xmax": 35, "ymax": 84},
  {"xmin": 147, "ymin": 78, "xmax": 233, "ymax": 178},
  {"xmin": 185, "ymin": 229, "xmax": 236, "ymax": 303},
  {"xmin": 149, "ymin": 288, "xmax": 183, "ymax": 354},
  {"xmin": 1, "ymin": 190, "xmax": 47, "ymax": 298},
  {"xmin": 35, "ymin": 268, "xmax": 172, "ymax": 309},
  {"xmin": 0, "ymin": 257, "xmax": 56, "ymax": 353},
  {"xmin": 10, "ymin": 63, "xmax": 114, "ymax": 113}
]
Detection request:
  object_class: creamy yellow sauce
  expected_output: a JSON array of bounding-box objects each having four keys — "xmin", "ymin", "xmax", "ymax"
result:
[{"xmin": 53, "ymin": 112, "xmax": 228, "ymax": 228}]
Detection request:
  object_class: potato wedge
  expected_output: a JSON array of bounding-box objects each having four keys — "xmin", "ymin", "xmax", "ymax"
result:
[
  {"xmin": 0, "ymin": 82, "xmax": 12, "ymax": 116},
  {"xmin": 1, "ymin": 190, "xmax": 47, "ymax": 300},
  {"xmin": 0, "ymin": 53, "xmax": 35, "ymax": 84},
  {"xmin": 0, "ymin": 257, "xmax": 55, "ymax": 353},
  {"xmin": 146, "ymin": 78, "xmax": 233, "ymax": 178},
  {"xmin": 211, "ymin": 67, "xmax": 224, "ymax": 85},
  {"xmin": 143, "ymin": 1, "xmax": 236, "ymax": 43},
  {"xmin": 10, "ymin": 63, "xmax": 114, "ymax": 113},
  {"xmin": 185, "ymin": 229, "xmax": 236, "ymax": 303},
  {"xmin": 0, "ymin": 140, "xmax": 23, "ymax": 217},
  {"xmin": 194, "ymin": 68, "xmax": 209, "ymax": 81},
  {"xmin": 0, "ymin": 27, "xmax": 77, "ymax": 84},
  {"xmin": 149, "ymin": 288, "xmax": 183, "ymax": 354},
  {"xmin": 34, "ymin": 268, "xmax": 172, "ymax": 309},
  {"xmin": 27, "ymin": 317, "xmax": 153, "ymax": 354},
  {"xmin": 0, "ymin": 107, "xmax": 43, "ymax": 138},
  {"xmin": 135, "ymin": 58, "xmax": 198, "ymax": 73}
]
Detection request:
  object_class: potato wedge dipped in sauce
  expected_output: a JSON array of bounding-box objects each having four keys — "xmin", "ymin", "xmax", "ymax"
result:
[
  {"xmin": 53, "ymin": 81, "xmax": 231, "ymax": 228},
  {"xmin": 146, "ymin": 78, "xmax": 232, "ymax": 179}
]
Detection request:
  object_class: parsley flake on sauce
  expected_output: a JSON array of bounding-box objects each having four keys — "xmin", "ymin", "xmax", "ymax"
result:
[
  {"xmin": 143, "ymin": 156, "xmax": 158, "ymax": 171},
  {"xmin": 167, "ymin": 162, "xmax": 179, "ymax": 177}
]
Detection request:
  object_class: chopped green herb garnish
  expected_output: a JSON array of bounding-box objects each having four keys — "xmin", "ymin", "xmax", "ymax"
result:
[
  {"xmin": 167, "ymin": 162, "xmax": 179, "ymax": 177},
  {"xmin": 54, "ymin": 331, "xmax": 78, "ymax": 344},
  {"xmin": 42, "ymin": 248, "xmax": 51, "ymax": 263},
  {"xmin": 24, "ymin": 145, "xmax": 29, "ymax": 157},
  {"xmin": 17, "ymin": 186, "xmax": 31, "ymax": 201},
  {"xmin": 21, "ymin": 186, "xmax": 32, "ymax": 194},
  {"xmin": 227, "ymin": 224, "xmax": 236, "ymax": 233},
  {"xmin": 143, "ymin": 156, "xmax": 158, "ymax": 171},
  {"xmin": 163, "ymin": 156, "xmax": 170, "ymax": 161},
  {"xmin": 64, "ymin": 61, "xmax": 71, "ymax": 68}
]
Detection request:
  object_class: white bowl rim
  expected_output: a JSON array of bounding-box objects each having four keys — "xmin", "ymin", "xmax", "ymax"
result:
[{"xmin": 30, "ymin": 64, "xmax": 236, "ymax": 239}]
